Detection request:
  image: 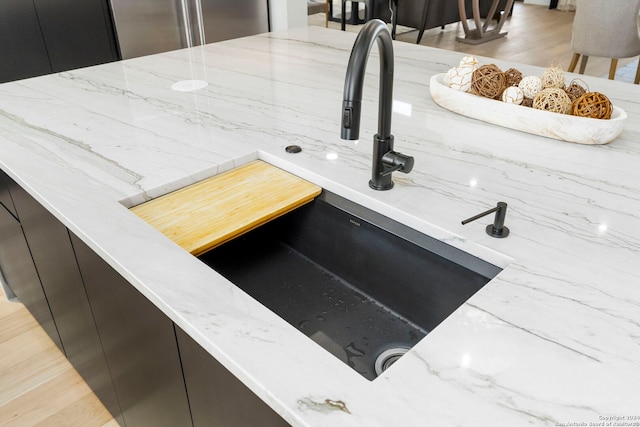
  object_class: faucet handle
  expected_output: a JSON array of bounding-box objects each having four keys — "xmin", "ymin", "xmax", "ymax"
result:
[{"xmin": 380, "ymin": 151, "xmax": 414, "ymax": 176}]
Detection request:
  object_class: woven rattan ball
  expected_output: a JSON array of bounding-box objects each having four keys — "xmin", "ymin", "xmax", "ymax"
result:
[
  {"xmin": 518, "ymin": 76, "xmax": 543, "ymax": 99},
  {"xmin": 533, "ymin": 88, "xmax": 572, "ymax": 114},
  {"xmin": 459, "ymin": 55, "xmax": 479, "ymax": 68},
  {"xmin": 471, "ymin": 64, "xmax": 506, "ymax": 99},
  {"xmin": 521, "ymin": 97, "xmax": 534, "ymax": 108},
  {"xmin": 445, "ymin": 67, "xmax": 456, "ymax": 85},
  {"xmin": 504, "ymin": 68, "xmax": 523, "ymax": 87},
  {"xmin": 571, "ymin": 92, "xmax": 613, "ymax": 119},
  {"xmin": 541, "ymin": 66, "xmax": 566, "ymax": 89},
  {"xmin": 564, "ymin": 80, "xmax": 588, "ymax": 102},
  {"xmin": 501, "ymin": 86, "xmax": 524, "ymax": 105},
  {"xmin": 448, "ymin": 66, "xmax": 474, "ymax": 92}
]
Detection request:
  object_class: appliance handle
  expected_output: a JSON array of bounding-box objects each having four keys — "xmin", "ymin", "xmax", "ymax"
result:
[
  {"xmin": 179, "ymin": 0, "xmax": 194, "ymax": 47},
  {"xmin": 193, "ymin": 0, "xmax": 206, "ymax": 46}
]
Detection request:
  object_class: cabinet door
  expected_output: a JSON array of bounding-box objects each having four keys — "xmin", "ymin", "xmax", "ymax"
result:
[
  {"xmin": 0, "ymin": 203, "xmax": 62, "ymax": 349},
  {"xmin": 70, "ymin": 234, "xmax": 193, "ymax": 427},
  {"xmin": 33, "ymin": 0, "xmax": 119, "ymax": 72},
  {"xmin": 10, "ymin": 185, "xmax": 123, "ymax": 425},
  {"xmin": 176, "ymin": 327, "xmax": 290, "ymax": 427},
  {"xmin": 0, "ymin": 0, "xmax": 52, "ymax": 83}
]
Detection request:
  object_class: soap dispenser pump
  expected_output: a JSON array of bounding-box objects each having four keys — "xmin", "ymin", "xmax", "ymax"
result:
[{"xmin": 461, "ymin": 202, "xmax": 510, "ymax": 238}]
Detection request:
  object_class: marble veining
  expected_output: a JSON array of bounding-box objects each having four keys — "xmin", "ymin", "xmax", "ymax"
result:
[{"xmin": 1, "ymin": 26, "xmax": 640, "ymax": 426}]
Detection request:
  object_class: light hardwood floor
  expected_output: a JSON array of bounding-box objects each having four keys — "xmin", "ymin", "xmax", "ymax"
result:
[
  {"xmin": 0, "ymin": 286, "xmax": 117, "ymax": 427},
  {"xmin": 310, "ymin": 1, "xmax": 639, "ymax": 82}
]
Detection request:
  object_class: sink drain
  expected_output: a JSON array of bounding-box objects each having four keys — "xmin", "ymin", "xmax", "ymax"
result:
[{"xmin": 374, "ymin": 347, "xmax": 408, "ymax": 376}]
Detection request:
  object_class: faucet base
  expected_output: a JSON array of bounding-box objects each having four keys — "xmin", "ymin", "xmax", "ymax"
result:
[
  {"xmin": 369, "ymin": 179, "xmax": 394, "ymax": 191},
  {"xmin": 369, "ymin": 134, "xmax": 394, "ymax": 191}
]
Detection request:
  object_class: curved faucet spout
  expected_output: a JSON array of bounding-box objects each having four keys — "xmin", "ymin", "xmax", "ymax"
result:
[
  {"xmin": 341, "ymin": 19, "xmax": 394, "ymax": 141},
  {"xmin": 340, "ymin": 19, "xmax": 413, "ymax": 191}
]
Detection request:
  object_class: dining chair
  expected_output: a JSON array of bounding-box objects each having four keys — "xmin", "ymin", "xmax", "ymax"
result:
[
  {"xmin": 341, "ymin": 0, "xmax": 374, "ymax": 31},
  {"xmin": 567, "ymin": 0, "xmax": 640, "ymax": 84}
]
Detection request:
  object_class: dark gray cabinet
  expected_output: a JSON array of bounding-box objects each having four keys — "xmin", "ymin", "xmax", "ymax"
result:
[
  {"xmin": 0, "ymin": 175, "xmax": 62, "ymax": 350},
  {"xmin": 0, "ymin": 0, "xmax": 119, "ymax": 84},
  {"xmin": 0, "ymin": 170, "xmax": 18, "ymax": 218},
  {"xmin": 176, "ymin": 327, "xmax": 290, "ymax": 427},
  {"xmin": 1, "ymin": 170, "xmax": 293, "ymax": 427},
  {"xmin": 0, "ymin": 0, "xmax": 52, "ymax": 83},
  {"xmin": 70, "ymin": 233, "xmax": 193, "ymax": 427},
  {"xmin": 9, "ymin": 184, "xmax": 124, "ymax": 425},
  {"xmin": 32, "ymin": 0, "xmax": 119, "ymax": 73}
]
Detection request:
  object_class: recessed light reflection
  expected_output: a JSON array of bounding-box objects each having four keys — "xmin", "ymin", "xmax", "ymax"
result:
[
  {"xmin": 460, "ymin": 353, "xmax": 471, "ymax": 369},
  {"xmin": 393, "ymin": 100, "xmax": 412, "ymax": 117},
  {"xmin": 171, "ymin": 79, "xmax": 208, "ymax": 92},
  {"xmin": 598, "ymin": 223, "xmax": 608, "ymax": 233},
  {"xmin": 326, "ymin": 152, "xmax": 339, "ymax": 160},
  {"xmin": 469, "ymin": 179, "xmax": 478, "ymax": 187}
]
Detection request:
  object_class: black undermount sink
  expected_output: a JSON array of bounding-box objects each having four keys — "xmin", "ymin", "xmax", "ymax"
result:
[{"xmin": 198, "ymin": 191, "xmax": 501, "ymax": 380}]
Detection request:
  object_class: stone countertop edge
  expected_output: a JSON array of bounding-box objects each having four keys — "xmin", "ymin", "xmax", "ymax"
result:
[{"xmin": 0, "ymin": 26, "xmax": 639, "ymax": 427}]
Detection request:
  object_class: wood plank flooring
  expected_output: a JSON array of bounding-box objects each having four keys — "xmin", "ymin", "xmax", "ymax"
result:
[
  {"xmin": 0, "ymin": 286, "xmax": 117, "ymax": 427},
  {"xmin": 311, "ymin": 1, "xmax": 639, "ymax": 82}
]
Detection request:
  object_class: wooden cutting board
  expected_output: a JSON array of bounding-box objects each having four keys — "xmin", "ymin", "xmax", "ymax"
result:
[{"xmin": 130, "ymin": 160, "xmax": 322, "ymax": 256}]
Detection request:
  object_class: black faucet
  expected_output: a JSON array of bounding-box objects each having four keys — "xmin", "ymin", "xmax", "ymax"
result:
[{"xmin": 341, "ymin": 19, "xmax": 414, "ymax": 191}]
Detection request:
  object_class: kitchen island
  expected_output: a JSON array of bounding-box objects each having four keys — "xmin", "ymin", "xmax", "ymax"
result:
[{"xmin": 0, "ymin": 26, "xmax": 639, "ymax": 426}]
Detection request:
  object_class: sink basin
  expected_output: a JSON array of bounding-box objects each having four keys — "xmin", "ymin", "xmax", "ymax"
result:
[{"xmin": 199, "ymin": 191, "xmax": 502, "ymax": 380}]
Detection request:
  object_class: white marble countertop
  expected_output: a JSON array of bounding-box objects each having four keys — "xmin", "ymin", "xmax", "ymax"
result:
[{"xmin": 1, "ymin": 26, "xmax": 639, "ymax": 426}]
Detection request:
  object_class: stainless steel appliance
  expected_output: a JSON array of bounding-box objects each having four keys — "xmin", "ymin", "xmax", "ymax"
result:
[{"xmin": 109, "ymin": 0, "xmax": 270, "ymax": 59}]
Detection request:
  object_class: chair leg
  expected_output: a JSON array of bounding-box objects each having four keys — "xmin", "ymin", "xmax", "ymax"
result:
[
  {"xmin": 416, "ymin": 30, "xmax": 426, "ymax": 44},
  {"xmin": 578, "ymin": 55, "xmax": 589, "ymax": 74},
  {"xmin": 326, "ymin": 0, "xmax": 329, "ymax": 28},
  {"xmin": 608, "ymin": 59, "xmax": 618, "ymax": 80},
  {"xmin": 635, "ymin": 59, "xmax": 640, "ymax": 84},
  {"xmin": 391, "ymin": 0, "xmax": 398, "ymax": 39},
  {"xmin": 365, "ymin": 1, "xmax": 372, "ymax": 22},
  {"xmin": 341, "ymin": 0, "xmax": 346, "ymax": 30},
  {"xmin": 568, "ymin": 53, "xmax": 580, "ymax": 72}
]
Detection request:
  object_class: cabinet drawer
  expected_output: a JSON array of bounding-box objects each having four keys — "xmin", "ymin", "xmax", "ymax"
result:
[{"xmin": 0, "ymin": 170, "xmax": 18, "ymax": 219}]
